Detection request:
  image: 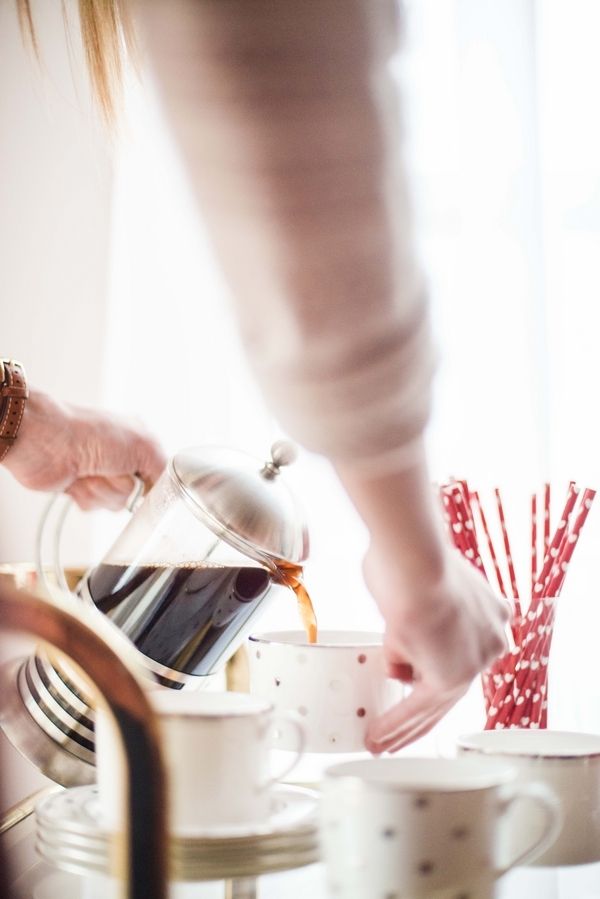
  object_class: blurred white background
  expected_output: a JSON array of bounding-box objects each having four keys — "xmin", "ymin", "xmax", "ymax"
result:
[{"xmin": 2, "ymin": 0, "xmax": 600, "ymax": 803}]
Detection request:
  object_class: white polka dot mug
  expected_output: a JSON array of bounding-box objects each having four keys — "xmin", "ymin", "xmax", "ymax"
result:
[
  {"xmin": 248, "ymin": 631, "xmax": 403, "ymax": 753},
  {"xmin": 96, "ymin": 690, "xmax": 305, "ymax": 834},
  {"xmin": 458, "ymin": 729, "xmax": 600, "ymax": 866},
  {"xmin": 320, "ymin": 757, "xmax": 562, "ymax": 899}
]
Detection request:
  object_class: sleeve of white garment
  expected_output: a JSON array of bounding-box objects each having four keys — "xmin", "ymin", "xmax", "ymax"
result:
[{"xmin": 141, "ymin": 0, "xmax": 437, "ymax": 473}]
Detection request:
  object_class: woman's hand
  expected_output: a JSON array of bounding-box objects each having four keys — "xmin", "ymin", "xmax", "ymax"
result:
[
  {"xmin": 2, "ymin": 389, "xmax": 166, "ymax": 510},
  {"xmin": 364, "ymin": 545, "xmax": 511, "ymax": 753}
]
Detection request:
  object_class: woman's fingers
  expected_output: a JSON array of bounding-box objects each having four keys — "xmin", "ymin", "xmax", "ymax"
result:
[
  {"xmin": 74, "ymin": 412, "xmax": 167, "ymax": 485},
  {"xmin": 381, "ymin": 692, "xmax": 464, "ymax": 754},
  {"xmin": 386, "ymin": 661, "xmax": 415, "ymax": 683},
  {"xmin": 383, "ymin": 638, "xmax": 415, "ymax": 683},
  {"xmin": 365, "ymin": 682, "xmax": 466, "ymax": 754},
  {"xmin": 67, "ymin": 476, "xmax": 136, "ymax": 511}
]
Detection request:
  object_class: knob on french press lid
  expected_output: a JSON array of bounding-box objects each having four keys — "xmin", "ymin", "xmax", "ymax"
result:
[
  {"xmin": 260, "ymin": 440, "xmax": 298, "ymax": 479},
  {"xmin": 170, "ymin": 442, "xmax": 309, "ymax": 566}
]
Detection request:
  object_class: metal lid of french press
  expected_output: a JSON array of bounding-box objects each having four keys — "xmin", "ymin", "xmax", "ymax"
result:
[{"xmin": 170, "ymin": 441, "xmax": 309, "ymax": 566}]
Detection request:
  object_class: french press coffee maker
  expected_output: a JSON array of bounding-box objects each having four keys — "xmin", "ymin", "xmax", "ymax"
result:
[{"xmin": 0, "ymin": 442, "xmax": 308, "ymax": 786}]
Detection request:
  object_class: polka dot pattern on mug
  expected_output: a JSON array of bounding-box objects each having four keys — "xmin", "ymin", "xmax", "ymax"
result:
[{"xmin": 418, "ymin": 860, "xmax": 434, "ymax": 876}]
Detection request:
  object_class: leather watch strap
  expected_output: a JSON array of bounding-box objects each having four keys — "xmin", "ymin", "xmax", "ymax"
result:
[{"xmin": 0, "ymin": 360, "xmax": 29, "ymax": 463}]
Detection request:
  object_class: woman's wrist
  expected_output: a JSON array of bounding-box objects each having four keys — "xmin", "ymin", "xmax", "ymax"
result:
[
  {"xmin": 3, "ymin": 386, "xmax": 166, "ymax": 506},
  {"xmin": 335, "ymin": 447, "xmax": 448, "ymax": 589},
  {"xmin": 2, "ymin": 388, "xmax": 78, "ymax": 491}
]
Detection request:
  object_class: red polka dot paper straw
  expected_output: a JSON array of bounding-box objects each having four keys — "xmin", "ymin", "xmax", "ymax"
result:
[
  {"xmin": 441, "ymin": 485, "xmax": 485, "ymax": 575},
  {"xmin": 451, "ymin": 484, "xmax": 483, "ymax": 571},
  {"xmin": 489, "ymin": 588, "xmax": 559, "ymax": 729},
  {"xmin": 506, "ymin": 599, "xmax": 556, "ymax": 727},
  {"xmin": 472, "ymin": 491, "xmax": 507, "ymax": 598},
  {"xmin": 457, "ymin": 480, "xmax": 476, "ymax": 530},
  {"xmin": 546, "ymin": 488, "xmax": 596, "ymax": 597},
  {"xmin": 490, "ymin": 591, "xmax": 555, "ymax": 726},
  {"xmin": 546, "ymin": 483, "xmax": 580, "ymax": 590},
  {"xmin": 544, "ymin": 483, "xmax": 551, "ymax": 554},
  {"xmin": 494, "ymin": 488, "xmax": 521, "ymax": 619},
  {"xmin": 532, "ymin": 484, "xmax": 579, "ymax": 604},
  {"xmin": 441, "ymin": 489, "xmax": 469, "ymax": 555},
  {"xmin": 531, "ymin": 493, "xmax": 537, "ymax": 598}
]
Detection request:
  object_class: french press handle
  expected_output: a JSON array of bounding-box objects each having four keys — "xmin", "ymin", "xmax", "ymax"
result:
[{"xmin": 36, "ymin": 476, "xmax": 145, "ymax": 600}]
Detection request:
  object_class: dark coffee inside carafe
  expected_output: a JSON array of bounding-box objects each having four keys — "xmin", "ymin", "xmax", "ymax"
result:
[
  {"xmin": 85, "ymin": 561, "xmax": 319, "ymax": 677},
  {"xmin": 85, "ymin": 562, "xmax": 272, "ymax": 678}
]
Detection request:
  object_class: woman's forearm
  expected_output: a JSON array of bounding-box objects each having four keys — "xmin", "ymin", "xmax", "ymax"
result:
[
  {"xmin": 141, "ymin": 0, "xmax": 512, "ymax": 753},
  {"xmin": 336, "ymin": 445, "xmax": 447, "ymax": 590},
  {"xmin": 141, "ymin": 0, "xmax": 435, "ymax": 471}
]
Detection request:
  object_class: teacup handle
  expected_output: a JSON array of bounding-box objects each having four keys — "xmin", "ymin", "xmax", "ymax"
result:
[
  {"xmin": 260, "ymin": 711, "xmax": 306, "ymax": 790},
  {"xmin": 494, "ymin": 782, "xmax": 562, "ymax": 876}
]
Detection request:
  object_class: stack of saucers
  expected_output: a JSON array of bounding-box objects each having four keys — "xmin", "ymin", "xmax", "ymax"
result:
[{"xmin": 36, "ymin": 784, "xmax": 319, "ymax": 881}]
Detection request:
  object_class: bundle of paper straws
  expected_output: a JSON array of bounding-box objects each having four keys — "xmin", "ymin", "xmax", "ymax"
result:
[{"xmin": 440, "ymin": 481, "xmax": 595, "ymax": 729}]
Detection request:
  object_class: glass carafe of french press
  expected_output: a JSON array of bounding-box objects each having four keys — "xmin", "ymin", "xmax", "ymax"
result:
[{"xmin": 0, "ymin": 442, "xmax": 308, "ymax": 785}]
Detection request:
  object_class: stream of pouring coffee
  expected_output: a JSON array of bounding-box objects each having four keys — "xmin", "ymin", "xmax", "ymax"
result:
[{"xmin": 276, "ymin": 562, "xmax": 318, "ymax": 643}]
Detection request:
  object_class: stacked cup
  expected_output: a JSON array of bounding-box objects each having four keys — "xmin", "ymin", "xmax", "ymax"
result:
[
  {"xmin": 79, "ymin": 689, "xmax": 318, "ymax": 890},
  {"xmin": 96, "ymin": 691, "xmax": 305, "ymax": 834}
]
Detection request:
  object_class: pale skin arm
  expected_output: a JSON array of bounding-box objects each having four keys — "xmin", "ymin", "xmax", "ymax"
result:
[
  {"xmin": 139, "ymin": 0, "xmax": 510, "ymax": 749},
  {"xmin": 2, "ymin": 388, "xmax": 165, "ymax": 510}
]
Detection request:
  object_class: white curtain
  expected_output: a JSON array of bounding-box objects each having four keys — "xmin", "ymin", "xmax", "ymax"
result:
[{"xmin": 104, "ymin": 0, "xmax": 600, "ymax": 735}]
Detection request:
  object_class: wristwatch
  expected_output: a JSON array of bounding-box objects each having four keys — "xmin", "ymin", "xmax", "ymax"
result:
[{"xmin": 0, "ymin": 359, "xmax": 29, "ymax": 463}]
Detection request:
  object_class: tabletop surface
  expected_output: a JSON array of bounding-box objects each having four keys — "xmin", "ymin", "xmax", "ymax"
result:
[
  {"xmin": 10, "ymin": 859, "xmax": 600, "ymax": 899},
  {"xmin": 6, "ymin": 809, "xmax": 600, "ymax": 899},
  {"xmin": 3, "ymin": 748, "xmax": 600, "ymax": 899}
]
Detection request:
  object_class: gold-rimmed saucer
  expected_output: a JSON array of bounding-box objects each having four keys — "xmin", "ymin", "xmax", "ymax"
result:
[{"xmin": 36, "ymin": 784, "xmax": 320, "ymax": 881}]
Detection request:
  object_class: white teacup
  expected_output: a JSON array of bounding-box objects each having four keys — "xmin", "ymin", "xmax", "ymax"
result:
[
  {"xmin": 96, "ymin": 690, "xmax": 305, "ymax": 834},
  {"xmin": 458, "ymin": 729, "xmax": 600, "ymax": 866},
  {"xmin": 320, "ymin": 757, "xmax": 561, "ymax": 899},
  {"xmin": 248, "ymin": 630, "xmax": 403, "ymax": 753}
]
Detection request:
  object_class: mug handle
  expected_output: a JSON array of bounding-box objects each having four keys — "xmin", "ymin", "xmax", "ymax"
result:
[
  {"xmin": 36, "ymin": 476, "xmax": 146, "ymax": 601},
  {"xmin": 260, "ymin": 711, "xmax": 306, "ymax": 790},
  {"xmin": 494, "ymin": 782, "xmax": 563, "ymax": 876}
]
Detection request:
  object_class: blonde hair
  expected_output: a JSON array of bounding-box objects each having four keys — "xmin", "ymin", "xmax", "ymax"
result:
[{"xmin": 16, "ymin": 0, "xmax": 135, "ymax": 123}]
